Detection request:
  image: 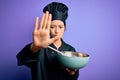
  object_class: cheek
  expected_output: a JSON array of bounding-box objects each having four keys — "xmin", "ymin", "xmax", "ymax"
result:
[
  {"xmin": 62, "ymin": 28, "xmax": 65, "ymax": 33},
  {"xmin": 60, "ymin": 30, "xmax": 65, "ymax": 35},
  {"xmin": 50, "ymin": 30, "xmax": 55, "ymax": 36},
  {"xmin": 50, "ymin": 29, "xmax": 55, "ymax": 34}
]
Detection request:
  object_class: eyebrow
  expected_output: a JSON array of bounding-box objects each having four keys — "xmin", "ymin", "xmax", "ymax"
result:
[{"xmin": 51, "ymin": 24, "xmax": 64, "ymax": 26}]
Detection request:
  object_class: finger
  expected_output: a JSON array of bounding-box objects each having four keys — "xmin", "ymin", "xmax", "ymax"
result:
[
  {"xmin": 69, "ymin": 71, "xmax": 75, "ymax": 75},
  {"xmin": 39, "ymin": 13, "xmax": 45, "ymax": 29},
  {"xmin": 34, "ymin": 17, "xmax": 39, "ymax": 31},
  {"xmin": 49, "ymin": 35, "xmax": 61, "ymax": 44},
  {"xmin": 74, "ymin": 69, "xmax": 77, "ymax": 71},
  {"xmin": 46, "ymin": 13, "xmax": 52, "ymax": 30},
  {"xmin": 42, "ymin": 11, "xmax": 49, "ymax": 29},
  {"xmin": 65, "ymin": 68, "xmax": 70, "ymax": 72}
]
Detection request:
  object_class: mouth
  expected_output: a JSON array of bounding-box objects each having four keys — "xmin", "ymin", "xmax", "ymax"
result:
[{"xmin": 54, "ymin": 34, "xmax": 60, "ymax": 36}]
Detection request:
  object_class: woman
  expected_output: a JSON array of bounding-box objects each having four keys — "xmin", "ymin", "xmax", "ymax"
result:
[{"xmin": 17, "ymin": 2, "xmax": 79, "ymax": 80}]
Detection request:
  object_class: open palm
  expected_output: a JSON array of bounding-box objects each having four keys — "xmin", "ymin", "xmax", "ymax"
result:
[{"xmin": 32, "ymin": 11, "xmax": 60, "ymax": 50}]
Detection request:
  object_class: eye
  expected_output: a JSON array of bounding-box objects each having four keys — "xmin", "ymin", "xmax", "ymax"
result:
[
  {"xmin": 50, "ymin": 25, "xmax": 55, "ymax": 28},
  {"xmin": 59, "ymin": 25, "xmax": 64, "ymax": 28}
]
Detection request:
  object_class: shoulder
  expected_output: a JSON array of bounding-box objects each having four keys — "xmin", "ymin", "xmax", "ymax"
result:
[
  {"xmin": 64, "ymin": 42, "xmax": 74, "ymax": 48},
  {"xmin": 62, "ymin": 41, "xmax": 76, "ymax": 52}
]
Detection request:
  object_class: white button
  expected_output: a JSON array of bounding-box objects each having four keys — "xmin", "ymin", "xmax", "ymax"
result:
[{"xmin": 52, "ymin": 51, "xmax": 54, "ymax": 53}]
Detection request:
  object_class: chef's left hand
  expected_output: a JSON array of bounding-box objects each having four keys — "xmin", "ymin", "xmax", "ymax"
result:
[{"xmin": 65, "ymin": 68, "xmax": 77, "ymax": 75}]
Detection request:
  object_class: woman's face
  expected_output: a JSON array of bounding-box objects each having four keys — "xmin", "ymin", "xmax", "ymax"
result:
[{"xmin": 50, "ymin": 20, "xmax": 65, "ymax": 38}]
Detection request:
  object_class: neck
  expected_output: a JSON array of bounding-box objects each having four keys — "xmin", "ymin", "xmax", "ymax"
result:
[{"xmin": 53, "ymin": 39, "xmax": 62, "ymax": 49}]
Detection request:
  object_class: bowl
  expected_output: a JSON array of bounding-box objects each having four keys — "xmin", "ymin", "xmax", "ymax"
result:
[{"xmin": 56, "ymin": 51, "xmax": 90, "ymax": 69}]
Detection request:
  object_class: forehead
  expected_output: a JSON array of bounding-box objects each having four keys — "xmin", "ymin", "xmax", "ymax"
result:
[{"xmin": 51, "ymin": 20, "xmax": 64, "ymax": 25}]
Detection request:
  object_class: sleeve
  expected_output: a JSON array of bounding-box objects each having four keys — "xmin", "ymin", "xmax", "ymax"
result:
[
  {"xmin": 16, "ymin": 43, "xmax": 39, "ymax": 68},
  {"xmin": 69, "ymin": 47, "xmax": 76, "ymax": 52}
]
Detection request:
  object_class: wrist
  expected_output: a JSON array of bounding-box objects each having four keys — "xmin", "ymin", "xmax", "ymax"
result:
[{"xmin": 30, "ymin": 43, "xmax": 40, "ymax": 53}]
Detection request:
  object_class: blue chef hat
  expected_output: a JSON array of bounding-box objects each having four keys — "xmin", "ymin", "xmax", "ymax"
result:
[{"xmin": 43, "ymin": 2, "xmax": 68, "ymax": 25}]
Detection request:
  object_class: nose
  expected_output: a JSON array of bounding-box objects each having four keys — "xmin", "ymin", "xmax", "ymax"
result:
[{"xmin": 55, "ymin": 26, "xmax": 59, "ymax": 33}]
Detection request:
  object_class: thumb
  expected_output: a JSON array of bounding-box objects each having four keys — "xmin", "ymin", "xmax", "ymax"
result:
[{"xmin": 49, "ymin": 35, "xmax": 61, "ymax": 44}]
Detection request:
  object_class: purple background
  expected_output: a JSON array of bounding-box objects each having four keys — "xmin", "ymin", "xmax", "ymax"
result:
[{"xmin": 0, "ymin": 0, "xmax": 120, "ymax": 80}]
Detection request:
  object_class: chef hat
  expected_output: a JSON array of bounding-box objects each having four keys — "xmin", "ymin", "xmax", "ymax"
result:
[{"xmin": 43, "ymin": 2, "xmax": 68, "ymax": 25}]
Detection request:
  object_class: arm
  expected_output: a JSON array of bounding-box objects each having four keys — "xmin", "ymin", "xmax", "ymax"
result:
[
  {"xmin": 16, "ymin": 43, "xmax": 39, "ymax": 68},
  {"xmin": 16, "ymin": 11, "xmax": 61, "ymax": 67}
]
